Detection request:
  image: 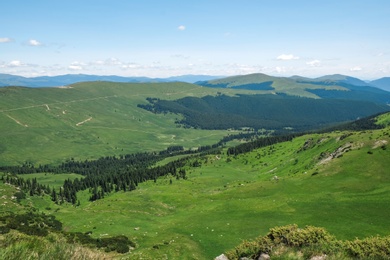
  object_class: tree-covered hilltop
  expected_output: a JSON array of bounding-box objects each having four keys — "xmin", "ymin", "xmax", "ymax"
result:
[{"xmin": 138, "ymin": 94, "xmax": 390, "ymax": 131}]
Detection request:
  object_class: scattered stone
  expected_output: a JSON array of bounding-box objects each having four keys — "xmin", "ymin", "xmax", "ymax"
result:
[
  {"xmin": 258, "ymin": 253, "xmax": 270, "ymax": 260},
  {"xmin": 215, "ymin": 253, "xmax": 229, "ymax": 260},
  {"xmin": 373, "ymin": 140, "xmax": 388, "ymax": 149}
]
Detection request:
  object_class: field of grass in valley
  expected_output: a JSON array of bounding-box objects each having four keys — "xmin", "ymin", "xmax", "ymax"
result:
[
  {"xmin": 2, "ymin": 119, "xmax": 389, "ymax": 259},
  {"xmin": 1, "ymin": 80, "xmax": 390, "ymax": 259}
]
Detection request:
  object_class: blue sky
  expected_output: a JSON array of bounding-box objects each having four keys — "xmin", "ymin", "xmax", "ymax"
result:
[{"xmin": 1, "ymin": 0, "xmax": 389, "ymax": 79}]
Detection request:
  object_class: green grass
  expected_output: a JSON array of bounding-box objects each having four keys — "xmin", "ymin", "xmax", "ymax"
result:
[
  {"xmin": 19, "ymin": 173, "xmax": 83, "ymax": 189},
  {"xmin": 4, "ymin": 124, "xmax": 389, "ymax": 259},
  {"xmin": 0, "ymin": 82, "xmax": 258, "ymax": 166},
  {"xmin": 200, "ymin": 73, "xmax": 347, "ymax": 97}
]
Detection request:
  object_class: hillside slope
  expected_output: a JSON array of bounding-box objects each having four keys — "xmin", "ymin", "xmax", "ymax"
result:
[
  {"xmin": 371, "ymin": 77, "xmax": 390, "ymax": 91},
  {"xmin": 2, "ymin": 113, "xmax": 389, "ymax": 259},
  {"xmin": 0, "ymin": 82, "xmax": 243, "ymax": 166},
  {"xmin": 198, "ymin": 73, "xmax": 390, "ymax": 104},
  {"xmin": 0, "ymin": 73, "xmax": 224, "ymax": 87},
  {"xmin": 1, "ymin": 80, "xmax": 389, "ymax": 166}
]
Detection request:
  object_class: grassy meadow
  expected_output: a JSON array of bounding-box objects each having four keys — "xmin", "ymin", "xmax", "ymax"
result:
[
  {"xmin": 2, "ymin": 121, "xmax": 389, "ymax": 259},
  {"xmin": 1, "ymin": 81, "xmax": 390, "ymax": 259},
  {"xmin": 0, "ymin": 82, "xmax": 261, "ymax": 166}
]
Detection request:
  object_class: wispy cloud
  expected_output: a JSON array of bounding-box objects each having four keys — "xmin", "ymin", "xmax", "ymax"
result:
[
  {"xmin": 0, "ymin": 37, "xmax": 12, "ymax": 43},
  {"xmin": 350, "ymin": 66, "xmax": 362, "ymax": 71},
  {"xmin": 277, "ymin": 54, "xmax": 300, "ymax": 61},
  {"xmin": 306, "ymin": 60, "xmax": 321, "ymax": 67},
  {"xmin": 9, "ymin": 60, "xmax": 24, "ymax": 67},
  {"xmin": 28, "ymin": 39, "xmax": 42, "ymax": 46},
  {"xmin": 68, "ymin": 61, "xmax": 84, "ymax": 70},
  {"xmin": 178, "ymin": 25, "xmax": 186, "ymax": 31},
  {"xmin": 91, "ymin": 58, "xmax": 122, "ymax": 66},
  {"xmin": 171, "ymin": 54, "xmax": 190, "ymax": 59},
  {"xmin": 68, "ymin": 65, "xmax": 82, "ymax": 70}
]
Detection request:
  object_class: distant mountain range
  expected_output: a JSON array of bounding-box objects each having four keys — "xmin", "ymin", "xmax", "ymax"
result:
[
  {"xmin": 0, "ymin": 73, "xmax": 222, "ymax": 87},
  {"xmin": 0, "ymin": 73, "xmax": 390, "ymax": 97},
  {"xmin": 370, "ymin": 77, "xmax": 390, "ymax": 91},
  {"xmin": 196, "ymin": 73, "xmax": 390, "ymax": 104}
]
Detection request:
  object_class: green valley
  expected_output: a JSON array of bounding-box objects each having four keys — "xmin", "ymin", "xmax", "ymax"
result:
[{"xmin": 1, "ymin": 75, "xmax": 390, "ymax": 259}]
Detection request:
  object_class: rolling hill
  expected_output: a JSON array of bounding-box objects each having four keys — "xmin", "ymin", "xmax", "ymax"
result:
[
  {"xmin": 1, "ymin": 69, "xmax": 390, "ymax": 259},
  {"xmin": 197, "ymin": 73, "xmax": 390, "ymax": 103},
  {"xmin": 370, "ymin": 77, "xmax": 390, "ymax": 91},
  {"xmin": 0, "ymin": 73, "xmax": 223, "ymax": 87},
  {"xmin": 1, "ymin": 113, "xmax": 389, "ymax": 259},
  {"xmin": 0, "ymin": 81, "xmax": 241, "ymax": 166},
  {"xmin": 1, "ymin": 76, "xmax": 390, "ymax": 167}
]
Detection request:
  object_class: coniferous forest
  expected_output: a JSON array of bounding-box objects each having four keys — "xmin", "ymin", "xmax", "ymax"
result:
[{"xmin": 137, "ymin": 94, "xmax": 390, "ymax": 131}]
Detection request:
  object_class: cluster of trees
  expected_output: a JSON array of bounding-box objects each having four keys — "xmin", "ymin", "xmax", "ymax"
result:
[
  {"xmin": 2, "ymin": 111, "xmax": 387, "ymax": 206},
  {"xmin": 137, "ymin": 94, "xmax": 389, "ymax": 131},
  {"xmin": 319, "ymin": 112, "xmax": 386, "ymax": 132},
  {"xmin": 227, "ymin": 133, "xmax": 300, "ymax": 156},
  {"xmin": 2, "ymin": 175, "xmax": 51, "ymax": 197},
  {"xmin": 196, "ymin": 80, "xmax": 275, "ymax": 91},
  {"xmin": 2, "ymin": 127, "xmax": 268, "ymax": 206},
  {"xmin": 1, "ymin": 150, "xmax": 198, "ymax": 205}
]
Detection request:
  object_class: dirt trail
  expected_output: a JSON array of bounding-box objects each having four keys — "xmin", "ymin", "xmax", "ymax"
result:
[
  {"xmin": 76, "ymin": 117, "xmax": 92, "ymax": 126},
  {"xmin": 5, "ymin": 114, "xmax": 28, "ymax": 127},
  {"xmin": 0, "ymin": 95, "xmax": 118, "ymax": 113}
]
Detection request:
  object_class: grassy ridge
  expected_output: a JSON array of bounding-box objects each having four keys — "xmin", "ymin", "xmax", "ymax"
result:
[
  {"xmin": 197, "ymin": 73, "xmax": 347, "ymax": 97},
  {"xmin": 0, "ymin": 82, "xmax": 259, "ymax": 166},
  {"xmin": 2, "ymin": 117, "xmax": 389, "ymax": 259}
]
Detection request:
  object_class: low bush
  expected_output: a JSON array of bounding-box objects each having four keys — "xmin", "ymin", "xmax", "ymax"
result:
[
  {"xmin": 225, "ymin": 225, "xmax": 390, "ymax": 259},
  {"xmin": 343, "ymin": 236, "xmax": 390, "ymax": 259}
]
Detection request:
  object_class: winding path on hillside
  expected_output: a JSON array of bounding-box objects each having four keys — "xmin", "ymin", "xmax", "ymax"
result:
[
  {"xmin": 0, "ymin": 95, "xmax": 119, "ymax": 113},
  {"xmin": 76, "ymin": 117, "xmax": 93, "ymax": 126},
  {"xmin": 5, "ymin": 114, "xmax": 28, "ymax": 127},
  {"xmin": 0, "ymin": 85, "xmax": 206, "ymax": 113}
]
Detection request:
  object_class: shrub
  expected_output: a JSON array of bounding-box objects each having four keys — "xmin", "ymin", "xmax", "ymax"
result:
[
  {"xmin": 343, "ymin": 236, "xmax": 390, "ymax": 259},
  {"xmin": 225, "ymin": 225, "xmax": 338, "ymax": 259},
  {"xmin": 0, "ymin": 225, "xmax": 10, "ymax": 234}
]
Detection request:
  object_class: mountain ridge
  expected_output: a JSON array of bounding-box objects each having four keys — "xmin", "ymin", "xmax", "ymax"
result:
[
  {"xmin": 1, "ymin": 73, "xmax": 390, "ymax": 92},
  {"xmin": 0, "ymin": 73, "xmax": 223, "ymax": 87}
]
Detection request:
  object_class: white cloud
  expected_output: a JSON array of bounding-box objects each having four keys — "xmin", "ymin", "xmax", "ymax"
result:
[
  {"xmin": 68, "ymin": 65, "xmax": 83, "ymax": 70},
  {"xmin": 275, "ymin": 66, "xmax": 287, "ymax": 73},
  {"xmin": 306, "ymin": 60, "xmax": 321, "ymax": 67},
  {"xmin": 91, "ymin": 58, "xmax": 122, "ymax": 66},
  {"xmin": 121, "ymin": 63, "xmax": 141, "ymax": 69},
  {"xmin": 68, "ymin": 61, "xmax": 84, "ymax": 70},
  {"xmin": 350, "ymin": 66, "xmax": 362, "ymax": 71},
  {"xmin": 171, "ymin": 54, "xmax": 190, "ymax": 59},
  {"xmin": 0, "ymin": 37, "xmax": 12, "ymax": 43},
  {"xmin": 28, "ymin": 39, "xmax": 42, "ymax": 46},
  {"xmin": 178, "ymin": 25, "xmax": 186, "ymax": 31},
  {"xmin": 9, "ymin": 60, "xmax": 24, "ymax": 67},
  {"xmin": 277, "ymin": 54, "xmax": 300, "ymax": 60}
]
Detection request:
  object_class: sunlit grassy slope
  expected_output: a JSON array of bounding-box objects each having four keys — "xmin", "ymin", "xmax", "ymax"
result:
[
  {"xmin": 4, "ymin": 115, "xmax": 389, "ymax": 259},
  {"xmin": 0, "ymin": 82, "xmax": 260, "ymax": 166},
  {"xmin": 197, "ymin": 73, "xmax": 347, "ymax": 97}
]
